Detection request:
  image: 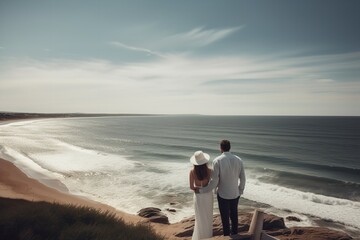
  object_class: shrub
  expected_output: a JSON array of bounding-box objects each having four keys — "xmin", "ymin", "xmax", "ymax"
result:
[{"xmin": 0, "ymin": 198, "xmax": 164, "ymax": 240}]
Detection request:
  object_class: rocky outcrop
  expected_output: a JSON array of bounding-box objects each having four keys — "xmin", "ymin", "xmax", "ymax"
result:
[
  {"xmin": 137, "ymin": 207, "xmax": 169, "ymax": 224},
  {"xmin": 173, "ymin": 212, "xmax": 352, "ymax": 240},
  {"xmin": 271, "ymin": 227, "xmax": 352, "ymax": 240}
]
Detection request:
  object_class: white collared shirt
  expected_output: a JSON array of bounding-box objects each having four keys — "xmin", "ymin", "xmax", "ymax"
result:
[{"xmin": 199, "ymin": 152, "xmax": 246, "ymax": 199}]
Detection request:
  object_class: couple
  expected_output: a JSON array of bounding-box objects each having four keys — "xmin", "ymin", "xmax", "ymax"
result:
[{"xmin": 189, "ymin": 140, "xmax": 246, "ymax": 240}]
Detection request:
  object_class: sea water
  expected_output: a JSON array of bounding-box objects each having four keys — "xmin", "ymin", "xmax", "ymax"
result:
[{"xmin": 0, "ymin": 116, "xmax": 359, "ymax": 231}]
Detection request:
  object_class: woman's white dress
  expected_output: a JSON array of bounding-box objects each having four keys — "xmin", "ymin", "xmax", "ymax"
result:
[{"xmin": 192, "ymin": 184, "xmax": 214, "ymax": 240}]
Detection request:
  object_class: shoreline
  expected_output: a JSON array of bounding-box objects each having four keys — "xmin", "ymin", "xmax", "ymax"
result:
[
  {"xmin": 0, "ymin": 158, "xmax": 140, "ymax": 222},
  {"xmin": 0, "ymin": 157, "xmax": 187, "ymax": 239}
]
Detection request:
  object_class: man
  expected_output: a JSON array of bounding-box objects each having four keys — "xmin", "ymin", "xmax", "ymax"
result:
[{"xmin": 198, "ymin": 140, "xmax": 246, "ymax": 236}]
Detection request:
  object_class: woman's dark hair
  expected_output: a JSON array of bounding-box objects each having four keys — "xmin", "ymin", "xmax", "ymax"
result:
[{"xmin": 194, "ymin": 164, "xmax": 209, "ymax": 181}]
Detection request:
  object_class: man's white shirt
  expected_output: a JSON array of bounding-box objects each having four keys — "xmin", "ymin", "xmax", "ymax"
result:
[{"xmin": 199, "ymin": 152, "xmax": 246, "ymax": 199}]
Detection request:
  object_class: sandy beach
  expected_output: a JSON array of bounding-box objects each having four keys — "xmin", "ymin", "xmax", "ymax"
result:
[
  {"xmin": 0, "ymin": 158, "xmax": 140, "ymax": 222},
  {"xmin": 0, "ymin": 157, "xmax": 187, "ymax": 240}
]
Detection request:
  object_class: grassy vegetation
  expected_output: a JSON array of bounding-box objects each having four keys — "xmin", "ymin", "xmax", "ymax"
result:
[{"xmin": 0, "ymin": 198, "xmax": 164, "ymax": 240}]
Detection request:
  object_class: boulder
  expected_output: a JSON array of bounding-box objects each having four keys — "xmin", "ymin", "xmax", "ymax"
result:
[
  {"xmin": 137, "ymin": 207, "xmax": 169, "ymax": 224},
  {"xmin": 166, "ymin": 208, "xmax": 176, "ymax": 213},
  {"xmin": 286, "ymin": 216, "xmax": 301, "ymax": 222},
  {"xmin": 263, "ymin": 213, "xmax": 286, "ymax": 230}
]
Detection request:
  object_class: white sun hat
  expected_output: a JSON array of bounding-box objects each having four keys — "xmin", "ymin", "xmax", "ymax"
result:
[{"xmin": 190, "ymin": 150, "xmax": 210, "ymax": 165}]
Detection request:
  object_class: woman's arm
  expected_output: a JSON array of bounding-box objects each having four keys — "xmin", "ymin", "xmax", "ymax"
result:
[{"xmin": 189, "ymin": 170, "xmax": 197, "ymax": 191}]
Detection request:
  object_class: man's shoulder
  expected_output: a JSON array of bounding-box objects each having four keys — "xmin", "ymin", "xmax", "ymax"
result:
[
  {"xmin": 213, "ymin": 154, "xmax": 225, "ymax": 162},
  {"xmin": 233, "ymin": 154, "xmax": 242, "ymax": 160},
  {"xmin": 214, "ymin": 153, "xmax": 243, "ymax": 163},
  {"xmin": 234, "ymin": 154, "xmax": 244, "ymax": 164},
  {"xmin": 228, "ymin": 153, "xmax": 244, "ymax": 165},
  {"xmin": 211, "ymin": 155, "xmax": 224, "ymax": 166}
]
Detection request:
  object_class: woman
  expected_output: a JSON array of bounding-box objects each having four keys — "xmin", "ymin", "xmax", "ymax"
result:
[{"xmin": 189, "ymin": 150, "xmax": 213, "ymax": 240}]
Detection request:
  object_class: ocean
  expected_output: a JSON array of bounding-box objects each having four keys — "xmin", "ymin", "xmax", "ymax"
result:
[{"xmin": 0, "ymin": 116, "xmax": 359, "ymax": 232}]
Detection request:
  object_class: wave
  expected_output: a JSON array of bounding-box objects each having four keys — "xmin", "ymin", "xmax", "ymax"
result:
[
  {"xmin": 294, "ymin": 162, "xmax": 360, "ymax": 177},
  {"xmin": 242, "ymin": 152, "xmax": 360, "ymax": 182},
  {"xmin": 249, "ymin": 168, "xmax": 360, "ymax": 201},
  {"xmin": 132, "ymin": 150, "xmax": 188, "ymax": 161},
  {"xmin": 243, "ymin": 178, "xmax": 360, "ymax": 229},
  {"xmin": 243, "ymin": 151, "xmax": 360, "ymax": 172},
  {"xmin": 0, "ymin": 146, "xmax": 64, "ymax": 181},
  {"xmin": 0, "ymin": 133, "xmax": 135, "ymax": 174}
]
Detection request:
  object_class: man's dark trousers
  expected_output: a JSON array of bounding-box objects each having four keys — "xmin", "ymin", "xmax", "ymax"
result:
[{"xmin": 217, "ymin": 194, "xmax": 240, "ymax": 236}]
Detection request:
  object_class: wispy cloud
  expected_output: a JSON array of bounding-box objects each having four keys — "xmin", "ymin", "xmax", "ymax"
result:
[
  {"xmin": 166, "ymin": 26, "xmax": 244, "ymax": 47},
  {"xmin": 109, "ymin": 41, "xmax": 167, "ymax": 58},
  {"xmin": 203, "ymin": 78, "xmax": 288, "ymax": 85},
  {"xmin": 316, "ymin": 78, "xmax": 335, "ymax": 83},
  {"xmin": 109, "ymin": 26, "xmax": 244, "ymax": 58}
]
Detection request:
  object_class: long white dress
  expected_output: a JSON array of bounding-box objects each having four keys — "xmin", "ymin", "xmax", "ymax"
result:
[{"xmin": 192, "ymin": 184, "xmax": 214, "ymax": 240}]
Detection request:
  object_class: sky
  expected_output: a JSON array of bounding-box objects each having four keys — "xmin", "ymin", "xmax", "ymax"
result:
[{"xmin": 0, "ymin": 0, "xmax": 359, "ymax": 115}]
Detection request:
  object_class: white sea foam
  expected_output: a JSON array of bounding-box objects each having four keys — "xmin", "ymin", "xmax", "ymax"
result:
[
  {"xmin": 243, "ymin": 178, "xmax": 360, "ymax": 229},
  {"xmin": 50, "ymin": 158, "xmax": 194, "ymax": 222},
  {"xmin": 28, "ymin": 139, "xmax": 134, "ymax": 173},
  {"xmin": 0, "ymin": 146, "xmax": 64, "ymax": 181},
  {"xmin": 0, "ymin": 120, "xmax": 189, "ymax": 221}
]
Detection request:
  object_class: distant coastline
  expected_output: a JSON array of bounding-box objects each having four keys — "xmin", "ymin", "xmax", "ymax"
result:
[
  {"xmin": 0, "ymin": 111, "xmax": 158, "ymax": 121},
  {"xmin": 2, "ymin": 112, "xmax": 359, "ymax": 122}
]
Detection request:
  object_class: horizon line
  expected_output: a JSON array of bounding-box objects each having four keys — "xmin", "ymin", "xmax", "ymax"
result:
[{"xmin": 1, "ymin": 111, "xmax": 359, "ymax": 118}]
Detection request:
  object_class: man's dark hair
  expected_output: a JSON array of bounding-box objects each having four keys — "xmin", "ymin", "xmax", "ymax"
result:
[{"xmin": 220, "ymin": 140, "xmax": 231, "ymax": 152}]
